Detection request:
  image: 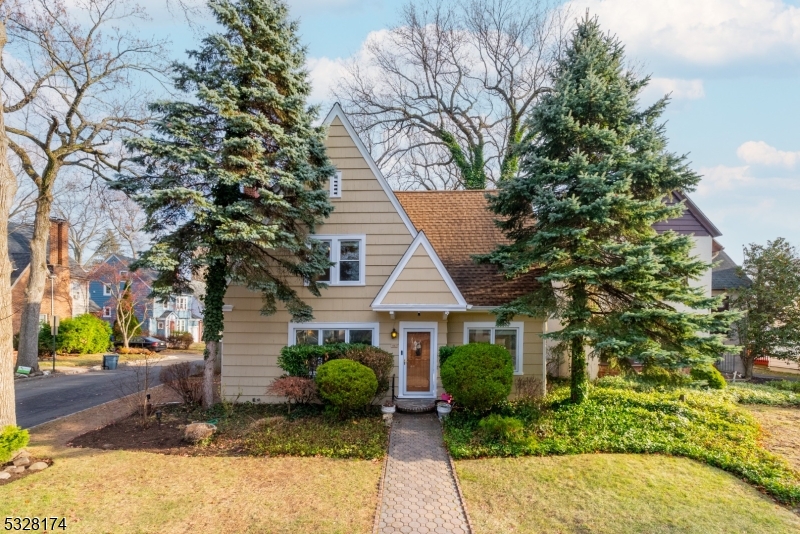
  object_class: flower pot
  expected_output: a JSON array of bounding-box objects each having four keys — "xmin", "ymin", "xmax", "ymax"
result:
[
  {"xmin": 436, "ymin": 403, "xmax": 452, "ymax": 419},
  {"xmin": 381, "ymin": 405, "xmax": 396, "ymax": 414}
]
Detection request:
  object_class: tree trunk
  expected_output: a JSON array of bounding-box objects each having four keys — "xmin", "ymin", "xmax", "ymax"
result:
[
  {"xmin": 0, "ymin": 20, "xmax": 19, "ymax": 428},
  {"xmin": 17, "ymin": 191, "xmax": 55, "ymax": 371},
  {"xmin": 570, "ymin": 335, "xmax": 589, "ymax": 403},
  {"xmin": 741, "ymin": 350, "xmax": 754, "ymax": 379},
  {"xmin": 201, "ymin": 259, "xmax": 227, "ymax": 409}
]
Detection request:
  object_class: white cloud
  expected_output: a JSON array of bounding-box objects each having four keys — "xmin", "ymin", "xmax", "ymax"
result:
[
  {"xmin": 737, "ymin": 140, "xmax": 800, "ymax": 168},
  {"xmin": 696, "ymin": 165, "xmax": 754, "ymax": 195},
  {"xmin": 306, "ymin": 56, "xmax": 348, "ymax": 104},
  {"xmin": 640, "ymin": 77, "xmax": 704, "ymax": 104},
  {"xmin": 570, "ymin": 0, "xmax": 800, "ymax": 66}
]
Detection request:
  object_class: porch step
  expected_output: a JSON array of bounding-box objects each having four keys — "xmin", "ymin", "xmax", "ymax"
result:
[{"xmin": 395, "ymin": 399, "xmax": 436, "ymax": 414}]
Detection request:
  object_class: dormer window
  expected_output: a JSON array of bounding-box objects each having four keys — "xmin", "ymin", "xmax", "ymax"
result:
[
  {"xmin": 329, "ymin": 171, "xmax": 342, "ymax": 198},
  {"xmin": 311, "ymin": 235, "xmax": 365, "ymax": 286}
]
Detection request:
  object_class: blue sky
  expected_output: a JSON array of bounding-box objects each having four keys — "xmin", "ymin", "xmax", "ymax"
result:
[{"xmin": 141, "ymin": 0, "xmax": 800, "ymax": 263}]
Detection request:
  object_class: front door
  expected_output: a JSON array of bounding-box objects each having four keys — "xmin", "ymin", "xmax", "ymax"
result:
[{"xmin": 400, "ymin": 323, "xmax": 436, "ymax": 397}]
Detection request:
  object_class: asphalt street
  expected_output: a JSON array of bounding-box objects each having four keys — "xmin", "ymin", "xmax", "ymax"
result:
[{"xmin": 14, "ymin": 353, "xmax": 204, "ymax": 428}]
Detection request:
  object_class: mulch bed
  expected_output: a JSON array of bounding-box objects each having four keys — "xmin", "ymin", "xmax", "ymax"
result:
[
  {"xmin": 68, "ymin": 404, "xmax": 250, "ymax": 457},
  {"xmin": 0, "ymin": 457, "xmax": 54, "ymax": 486}
]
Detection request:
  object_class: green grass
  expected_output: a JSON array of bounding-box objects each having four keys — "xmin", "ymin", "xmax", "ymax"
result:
[
  {"xmin": 727, "ymin": 382, "xmax": 800, "ymax": 406},
  {"xmin": 456, "ymin": 454, "xmax": 800, "ymax": 534},
  {"xmin": 443, "ymin": 384, "xmax": 800, "ymax": 505}
]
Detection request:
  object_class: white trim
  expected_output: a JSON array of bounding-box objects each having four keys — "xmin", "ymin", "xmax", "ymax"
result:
[
  {"xmin": 103, "ymin": 284, "xmax": 112, "ymax": 296},
  {"xmin": 399, "ymin": 321, "xmax": 438, "ymax": 398},
  {"xmin": 371, "ymin": 231, "xmax": 468, "ymax": 310},
  {"xmin": 463, "ymin": 321, "xmax": 524, "ymax": 375},
  {"xmin": 222, "ymin": 304, "xmax": 234, "ymax": 312},
  {"xmin": 311, "ymin": 234, "xmax": 367, "ymax": 286},
  {"xmin": 329, "ymin": 170, "xmax": 342, "ymax": 198},
  {"xmin": 323, "ymin": 103, "xmax": 418, "ymax": 237},
  {"xmin": 287, "ymin": 322, "xmax": 380, "ymax": 347},
  {"xmin": 103, "ymin": 306, "xmax": 113, "ymax": 318}
]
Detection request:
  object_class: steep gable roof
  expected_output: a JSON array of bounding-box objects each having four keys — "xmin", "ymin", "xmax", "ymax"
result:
[
  {"xmin": 653, "ymin": 191, "xmax": 721, "ymax": 237},
  {"xmin": 372, "ymin": 230, "xmax": 467, "ymax": 310},
  {"xmin": 322, "ymin": 103, "xmax": 418, "ymax": 237},
  {"xmin": 9, "ymin": 222, "xmax": 33, "ymax": 286},
  {"xmin": 395, "ymin": 191, "xmax": 541, "ymax": 307}
]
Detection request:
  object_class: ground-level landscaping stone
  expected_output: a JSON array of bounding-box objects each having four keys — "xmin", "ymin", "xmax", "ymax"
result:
[
  {"xmin": 28, "ymin": 462, "xmax": 48, "ymax": 472},
  {"xmin": 13, "ymin": 456, "xmax": 31, "ymax": 467},
  {"xmin": 183, "ymin": 422, "xmax": 216, "ymax": 443},
  {"xmin": 0, "ymin": 472, "xmax": 10, "ymax": 480}
]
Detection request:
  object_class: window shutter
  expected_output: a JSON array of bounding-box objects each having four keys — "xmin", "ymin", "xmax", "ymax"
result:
[{"xmin": 330, "ymin": 171, "xmax": 342, "ymax": 198}]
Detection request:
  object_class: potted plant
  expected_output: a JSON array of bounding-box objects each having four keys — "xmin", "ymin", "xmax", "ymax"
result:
[
  {"xmin": 436, "ymin": 393, "xmax": 452, "ymax": 419},
  {"xmin": 381, "ymin": 400, "xmax": 396, "ymax": 414}
]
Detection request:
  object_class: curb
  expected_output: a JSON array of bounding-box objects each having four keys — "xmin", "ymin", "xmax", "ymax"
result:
[
  {"xmin": 372, "ymin": 416, "xmax": 393, "ymax": 534},
  {"xmin": 443, "ymin": 425, "xmax": 475, "ymax": 534}
]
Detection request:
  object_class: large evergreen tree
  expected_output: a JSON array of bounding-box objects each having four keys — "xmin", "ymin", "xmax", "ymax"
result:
[
  {"xmin": 118, "ymin": 0, "xmax": 334, "ymax": 407},
  {"xmin": 480, "ymin": 17, "xmax": 735, "ymax": 402}
]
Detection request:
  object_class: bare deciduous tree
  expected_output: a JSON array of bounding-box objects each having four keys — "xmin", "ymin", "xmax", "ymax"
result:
[
  {"xmin": 0, "ymin": 6, "xmax": 19, "ymax": 427},
  {"xmin": 102, "ymin": 188, "xmax": 148, "ymax": 259},
  {"xmin": 52, "ymin": 174, "xmax": 107, "ymax": 265},
  {"xmin": 88, "ymin": 261, "xmax": 151, "ymax": 348},
  {"xmin": 2, "ymin": 0, "xmax": 167, "ymax": 370},
  {"xmin": 334, "ymin": 0, "xmax": 568, "ymax": 190}
]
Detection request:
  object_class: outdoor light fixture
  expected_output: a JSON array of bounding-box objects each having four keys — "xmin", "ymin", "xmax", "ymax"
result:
[{"xmin": 391, "ymin": 328, "xmax": 398, "ymax": 339}]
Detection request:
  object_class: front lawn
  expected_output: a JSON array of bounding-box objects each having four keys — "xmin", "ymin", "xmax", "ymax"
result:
[
  {"xmin": 444, "ymin": 381, "xmax": 800, "ymax": 505},
  {"xmin": 1, "ymin": 401, "xmax": 383, "ymax": 533},
  {"xmin": 456, "ymin": 454, "xmax": 800, "ymax": 534}
]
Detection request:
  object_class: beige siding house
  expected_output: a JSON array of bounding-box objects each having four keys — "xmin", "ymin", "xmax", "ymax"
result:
[{"xmin": 220, "ymin": 104, "xmax": 546, "ymax": 402}]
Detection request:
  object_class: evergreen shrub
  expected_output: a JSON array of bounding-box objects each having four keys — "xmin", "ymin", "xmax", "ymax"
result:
[
  {"xmin": 57, "ymin": 314, "xmax": 113, "ymax": 354},
  {"xmin": 279, "ymin": 343, "xmax": 393, "ymax": 395},
  {"xmin": 440, "ymin": 343, "xmax": 513, "ymax": 410},
  {"xmin": 478, "ymin": 414, "xmax": 524, "ymax": 443},
  {"xmin": 438, "ymin": 345, "xmax": 456, "ymax": 367},
  {"xmin": 167, "ymin": 331, "xmax": 194, "ymax": 350},
  {"xmin": 315, "ymin": 359, "xmax": 377, "ymax": 414},
  {"xmin": 0, "ymin": 426, "xmax": 29, "ymax": 463},
  {"xmin": 690, "ymin": 364, "xmax": 726, "ymax": 389}
]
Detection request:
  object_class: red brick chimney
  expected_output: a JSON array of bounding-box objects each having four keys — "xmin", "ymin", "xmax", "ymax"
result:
[{"xmin": 49, "ymin": 218, "xmax": 69, "ymax": 267}]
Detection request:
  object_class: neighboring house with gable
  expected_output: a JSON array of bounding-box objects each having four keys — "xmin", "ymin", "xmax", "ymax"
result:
[
  {"xmin": 9, "ymin": 218, "xmax": 74, "ymax": 333},
  {"xmin": 219, "ymin": 104, "xmax": 733, "ymax": 403},
  {"xmin": 88, "ymin": 254, "xmax": 205, "ymax": 342}
]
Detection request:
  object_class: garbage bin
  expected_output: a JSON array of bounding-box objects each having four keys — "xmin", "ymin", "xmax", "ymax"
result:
[{"xmin": 102, "ymin": 354, "xmax": 119, "ymax": 370}]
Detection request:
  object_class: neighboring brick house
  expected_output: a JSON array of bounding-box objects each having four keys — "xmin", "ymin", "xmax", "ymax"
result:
[
  {"xmin": 88, "ymin": 254, "xmax": 204, "ymax": 342},
  {"xmin": 9, "ymin": 218, "xmax": 73, "ymax": 332}
]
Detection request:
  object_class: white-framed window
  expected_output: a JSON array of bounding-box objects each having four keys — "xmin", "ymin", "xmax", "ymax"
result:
[
  {"xmin": 464, "ymin": 322, "xmax": 524, "ymax": 374},
  {"xmin": 103, "ymin": 284, "xmax": 112, "ymax": 296},
  {"xmin": 312, "ymin": 235, "xmax": 366, "ymax": 285},
  {"xmin": 288, "ymin": 322, "xmax": 379, "ymax": 347},
  {"xmin": 175, "ymin": 296, "xmax": 188, "ymax": 311},
  {"xmin": 177, "ymin": 319, "xmax": 186, "ymax": 332},
  {"xmin": 329, "ymin": 171, "xmax": 342, "ymax": 198},
  {"xmin": 158, "ymin": 321, "xmax": 164, "ymax": 329},
  {"xmin": 119, "ymin": 270, "xmax": 128, "ymax": 277},
  {"xmin": 103, "ymin": 306, "xmax": 113, "ymax": 318},
  {"xmin": 39, "ymin": 314, "xmax": 48, "ymax": 324}
]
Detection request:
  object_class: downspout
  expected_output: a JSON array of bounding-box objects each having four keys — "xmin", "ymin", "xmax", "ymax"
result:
[{"xmin": 542, "ymin": 317, "xmax": 548, "ymax": 393}]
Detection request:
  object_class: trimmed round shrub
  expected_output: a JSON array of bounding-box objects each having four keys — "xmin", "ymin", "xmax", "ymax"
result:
[
  {"xmin": 691, "ymin": 364, "xmax": 726, "ymax": 389},
  {"xmin": 57, "ymin": 314, "xmax": 113, "ymax": 354},
  {"xmin": 0, "ymin": 426, "xmax": 29, "ymax": 464},
  {"xmin": 315, "ymin": 359, "xmax": 378, "ymax": 414},
  {"xmin": 440, "ymin": 343, "xmax": 513, "ymax": 410},
  {"xmin": 640, "ymin": 365, "xmax": 691, "ymax": 387}
]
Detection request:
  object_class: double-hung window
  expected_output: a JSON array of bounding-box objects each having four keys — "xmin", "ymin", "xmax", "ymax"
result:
[
  {"xmin": 312, "ymin": 235, "xmax": 366, "ymax": 285},
  {"xmin": 103, "ymin": 284, "xmax": 112, "ymax": 296},
  {"xmin": 464, "ymin": 322, "xmax": 524, "ymax": 374},
  {"xmin": 289, "ymin": 323, "xmax": 379, "ymax": 347}
]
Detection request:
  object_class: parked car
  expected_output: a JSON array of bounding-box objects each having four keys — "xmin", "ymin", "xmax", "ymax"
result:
[{"xmin": 115, "ymin": 336, "xmax": 167, "ymax": 352}]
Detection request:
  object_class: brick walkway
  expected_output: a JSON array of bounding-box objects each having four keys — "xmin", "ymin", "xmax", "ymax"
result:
[{"xmin": 376, "ymin": 413, "xmax": 470, "ymax": 534}]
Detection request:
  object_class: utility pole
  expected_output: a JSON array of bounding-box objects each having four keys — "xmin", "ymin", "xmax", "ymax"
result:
[{"xmin": 50, "ymin": 272, "xmax": 56, "ymax": 372}]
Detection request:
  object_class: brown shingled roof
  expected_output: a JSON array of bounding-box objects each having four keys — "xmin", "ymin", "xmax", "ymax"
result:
[{"xmin": 394, "ymin": 190, "xmax": 540, "ymax": 307}]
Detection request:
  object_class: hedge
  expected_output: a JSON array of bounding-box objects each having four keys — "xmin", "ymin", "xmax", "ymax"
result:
[
  {"xmin": 278, "ymin": 343, "xmax": 393, "ymax": 395},
  {"xmin": 57, "ymin": 314, "xmax": 113, "ymax": 354}
]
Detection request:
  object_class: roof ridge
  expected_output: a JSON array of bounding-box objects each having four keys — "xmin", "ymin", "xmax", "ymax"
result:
[{"xmin": 394, "ymin": 189, "xmax": 491, "ymax": 193}]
